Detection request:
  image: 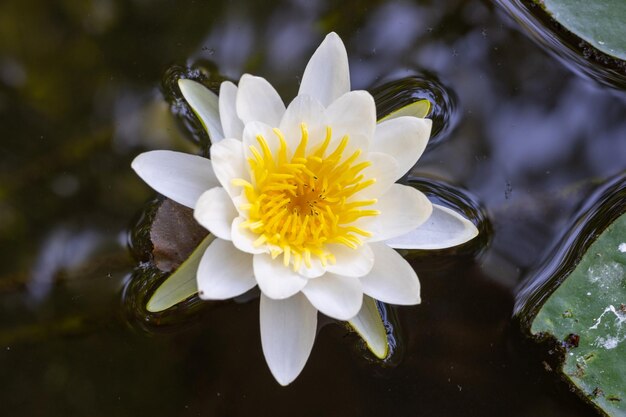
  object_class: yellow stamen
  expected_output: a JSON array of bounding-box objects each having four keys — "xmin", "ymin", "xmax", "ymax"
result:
[{"xmin": 232, "ymin": 123, "xmax": 378, "ymax": 271}]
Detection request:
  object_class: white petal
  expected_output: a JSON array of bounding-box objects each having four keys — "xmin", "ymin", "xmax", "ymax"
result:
[
  {"xmin": 297, "ymin": 257, "xmax": 327, "ymax": 279},
  {"xmin": 242, "ymin": 121, "xmax": 282, "ymax": 161},
  {"xmin": 325, "ymin": 243, "xmax": 374, "ymax": 277},
  {"xmin": 219, "ymin": 81, "xmax": 244, "ymax": 140},
  {"xmin": 236, "ymin": 74, "xmax": 286, "ymax": 127},
  {"xmin": 210, "ymin": 138, "xmax": 248, "ymax": 198},
  {"xmin": 301, "ymin": 273, "xmax": 362, "ymax": 320},
  {"xmin": 385, "ymin": 204, "xmax": 479, "ymax": 249},
  {"xmin": 355, "ymin": 152, "xmax": 399, "ymax": 200},
  {"xmin": 359, "ymin": 184, "xmax": 433, "ymax": 242},
  {"xmin": 254, "ymin": 253, "xmax": 308, "ymax": 299},
  {"xmin": 197, "ymin": 239, "xmax": 256, "ymax": 300},
  {"xmin": 193, "ymin": 187, "xmax": 237, "ymax": 240},
  {"xmin": 231, "ymin": 217, "xmax": 266, "ymax": 254},
  {"xmin": 360, "ymin": 243, "xmax": 420, "ymax": 305},
  {"xmin": 347, "ymin": 295, "xmax": 388, "ymax": 359},
  {"xmin": 131, "ymin": 150, "xmax": 218, "ymax": 209},
  {"xmin": 232, "ymin": 191, "xmax": 251, "ymax": 218},
  {"xmin": 325, "ymin": 91, "xmax": 376, "ymax": 152},
  {"xmin": 372, "ymin": 117, "xmax": 432, "ymax": 179},
  {"xmin": 279, "ymin": 94, "xmax": 327, "ymax": 152},
  {"xmin": 178, "ymin": 79, "xmax": 224, "ymax": 142},
  {"xmin": 298, "ymin": 32, "xmax": 350, "ymax": 107},
  {"xmin": 260, "ymin": 293, "xmax": 317, "ymax": 386}
]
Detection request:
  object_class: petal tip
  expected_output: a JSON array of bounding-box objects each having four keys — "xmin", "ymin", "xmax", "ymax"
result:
[
  {"xmin": 177, "ymin": 78, "xmax": 197, "ymax": 96},
  {"xmin": 130, "ymin": 153, "xmax": 145, "ymax": 173},
  {"xmin": 145, "ymin": 297, "xmax": 160, "ymax": 313},
  {"xmin": 324, "ymin": 31, "xmax": 342, "ymax": 43},
  {"xmin": 272, "ymin": 370, "xmax": 296, "ymax": 387}
]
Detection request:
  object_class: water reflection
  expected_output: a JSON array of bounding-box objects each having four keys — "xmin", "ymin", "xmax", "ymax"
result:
[
  {"xmin": 401, "ymin": 175, "xmax": 490, "ymax": 257},
  {"xmin": 29, "ymin": 228, "xmax": 105, "ymax": 301},
  {"xmin": 371, "ymin": 75, "xmax": 458, "ymax": 148}
]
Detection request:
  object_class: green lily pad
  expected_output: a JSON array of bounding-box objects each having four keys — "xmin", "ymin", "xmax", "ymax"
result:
[
  {"xmin": 531, "ymin": 212, "xmax": 626, "ymax": 416},
  {"xmin": 534, "ymin": 0, "xmax": 626, "ymax": 61}
]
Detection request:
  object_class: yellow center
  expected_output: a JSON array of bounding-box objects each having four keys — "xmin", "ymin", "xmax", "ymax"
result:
[{"xmin": 233, "ymin": 123, "xmax": 379, "ymax": 271}]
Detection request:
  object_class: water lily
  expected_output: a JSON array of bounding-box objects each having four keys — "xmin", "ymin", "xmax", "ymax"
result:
[{"xmin": 132, "ymin": 32, "xmax": 478, "ymax": 385}]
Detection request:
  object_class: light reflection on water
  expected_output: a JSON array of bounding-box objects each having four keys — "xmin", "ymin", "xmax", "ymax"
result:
[{"xmin": 0, "ymin": 0, "xmax": 625, "ymax": 415}]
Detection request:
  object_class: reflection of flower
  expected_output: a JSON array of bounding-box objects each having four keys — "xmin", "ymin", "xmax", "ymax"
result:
[{"xmin": 132, "ymin": 32, "xmax": 478, "ymax": 385}]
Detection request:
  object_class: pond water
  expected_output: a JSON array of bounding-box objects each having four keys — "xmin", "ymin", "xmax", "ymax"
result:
[{"xmin": 1, "ymin": 0, "xmax": 625, "ymax": 416}]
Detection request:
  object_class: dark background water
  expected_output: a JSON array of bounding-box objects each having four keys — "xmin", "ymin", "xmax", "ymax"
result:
[{"xmin": 1, "ymin": 0, "xmax": 625, "ymax": 416}]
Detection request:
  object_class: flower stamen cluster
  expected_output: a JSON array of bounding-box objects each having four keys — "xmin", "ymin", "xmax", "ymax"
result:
[{"xmin": 234, "ymin": 122, "xmax": 379, "ymax": 271}]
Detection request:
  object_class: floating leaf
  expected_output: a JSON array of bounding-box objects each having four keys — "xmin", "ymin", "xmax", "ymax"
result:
[
  {"xmin": 534, "ymin": 0, "xmax": 626, "ymax": 61},
  {"xmin": 530, "ymin": 212, "xmax": 626, "ymax": 416},
  {"xmin": 146, "ymin": 234, "xmax": 214, "ymax": 313},
  {"xmin": 514, "ymin": 174, "xmax": 626, "ymax": 415},
  {"xmin": 507, "ymin": 174, "xmax": 624, "ymax": 417},
  {"xmin": 348, "ymin": 295, "xmax": 389, "ymax": 359}
]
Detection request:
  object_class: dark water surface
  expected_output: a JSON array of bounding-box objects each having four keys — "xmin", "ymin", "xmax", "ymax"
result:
[{"xmin": 1, "ymin": 0, "xmax": 625, "ymax": 416}]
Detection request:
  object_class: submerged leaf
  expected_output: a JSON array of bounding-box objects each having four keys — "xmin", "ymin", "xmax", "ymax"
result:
[
  {"xmin": 147, "ymin": 234, "xmax": 214, "ymax": 312},
  {"xmin": 150, "ymin": 199, "xmax": 208, "ymax": 272}
]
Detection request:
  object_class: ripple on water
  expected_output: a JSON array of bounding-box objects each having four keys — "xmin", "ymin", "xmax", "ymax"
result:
[
  {"xmin": 161, "ymin": 64, "xmax": 222, "ymax": 152},
  {"xmin": 370, "ymin": 73, "xmax": 459, "ymax": 149},
  {"xmin": 515, "ymin": 171, "xmax": 626, "ymax": 321},
  {"xmin": 398, "ymin": 175, "xmax": 491, "ymax": 259}
]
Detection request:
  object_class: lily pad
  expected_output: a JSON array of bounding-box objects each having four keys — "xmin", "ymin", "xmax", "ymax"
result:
[
  {"xmin": 530, "ymin": 212, "xmax": 626, "ymax": 416},
  {"xmin": 534, "ymin": 0, "xmax": 626, "ymax": 61},
  {"xmin": 515, "ymin": 174, "xmax": 626, "ymax": 417}
]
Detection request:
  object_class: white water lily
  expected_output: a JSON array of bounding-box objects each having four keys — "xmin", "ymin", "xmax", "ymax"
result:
[{"xmin": 132, "ymin": 32, "xmax": 478, "ymax": 386}]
